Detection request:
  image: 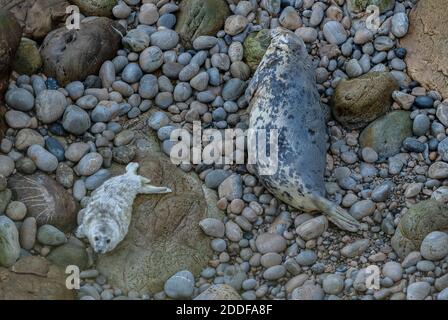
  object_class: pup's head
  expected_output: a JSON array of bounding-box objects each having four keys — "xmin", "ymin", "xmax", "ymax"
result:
[{"xmin": 88, "ymin": 219, "xmax": 121, "ymax": 254}]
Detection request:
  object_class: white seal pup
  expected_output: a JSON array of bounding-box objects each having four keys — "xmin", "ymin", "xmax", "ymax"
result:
[
  {"xmin": 245, "ymin": 28, "xmax": 361, "ymax": 232},
  {"xmin": 76, "ymin": 162, "xmax": 171, "ymax": 253}
]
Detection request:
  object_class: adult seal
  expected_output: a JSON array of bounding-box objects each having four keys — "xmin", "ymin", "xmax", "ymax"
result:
[
  {"xmin": 76, "ymin": 162, "xmax": 171, "ymax": 253},
  {"xmin": 245, "ymin": 28, "xmax": 360, "ymax": 232}
]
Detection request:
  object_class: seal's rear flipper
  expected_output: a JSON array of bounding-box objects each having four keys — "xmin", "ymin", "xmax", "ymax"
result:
[
  {"xmin": 311, "ymin": 195, "xmax": 361, "ymax": 232},
  {"xmin": 139, "ymin": 185, "xmax": 172, "ymax": 194}
]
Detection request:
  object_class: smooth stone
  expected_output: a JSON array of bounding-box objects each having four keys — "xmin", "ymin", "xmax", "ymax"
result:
[
  {"xmin": 5, "ymin": 88, "xmax": 34, "ymax": 111},
  {"xmin": 85, "ymin": 169, "xmax": 111, "ymax": 190},
  {"xmin": 37, "ymin": 225, "xmax": 67, "ymax": 246},
  {"xmin": 65, "ymin": 142, "xmax": 90, "ymax": 163},
  {"xmin": 150, "ymin": 29, "xmax": 179, "ymax": 51},
  {"xmin": 420, "ymin": 231, "xmax": 448, "ymax": 261},
  {"xmin": 47, "ymin": 242, "xmax": 88, "ymax": 270},
  {"xmin": 323, "ymin": 21, "xmax": 347, "ymax": 45},
  {"xmin": 35, "ymin": 90, "xmax": 67, "ymax": 124},
  {"xmin": 341, "ymin": 239, "xmax": 370, "ymax": 258},
  {"xmin": 0, "ymin": 216, "xmax": 20, "ymax": 267},
  {"xmin": 359, "ymin": 111, "xmax": 412, "ymax": 160},
  {"xmin": 406, "ymin": 282, "xmax": 430, "ymax": 300},
  {"xmin": 255, "ymin": 233, "xmax": 287, "ymax": 254},
  {"xmin": 74, "ymin": 152, "xmax": 103, "ymax": 176},
  {"xmin": 45, "ymin": 137, "xmax": 65, "ymax": 161},
  {"xmin": 139, "ymin": 46, "xmax": 163, "ymax": 73},
  {"xmin": 27, "ymin": 145, "xmax": 59, "ymax": 173},
  {"xmin": 0, "ymin": 155, "xmax": 14, "ymax": 177},
  {"xmin": 199, "ymin": 218, "xmax": 225, "ymax": 238},
  {"xmin": 164, "ymin": 270, "xmax": 195, "ymax": 299}
]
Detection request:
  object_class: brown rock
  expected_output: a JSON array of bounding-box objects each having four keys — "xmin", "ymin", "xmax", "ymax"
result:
[
  {"xmin": 8, "ymin": 174, "xmax": 78, "ymax": 231},
  {"xmin": 400, "ymin": 0, "xmax": 448, "ymax": 98},
  {"xmin": 0, "ymin": 0, "xmax": 69, "ymax": 40},
  {"xmin": 0, "ymin": 7, "xmax": 22, "ymax": 94},
  {"xmin": 96, "ymin": 129, "xmax": 223, "ymax": 293},
  {"xmin": 331, "ymin": 72, "xmax": 398, "ymax": 129},
  {"xmin": 40, "ymin": 17, "xmax": 125, "ymax": 86},
  {"xmin": 175, "ymin": 0, "xmax": 230, "ymax": 49},
  {"xmin": 0, "ymin": 258, "xmax": 74, "ymax": 300}
]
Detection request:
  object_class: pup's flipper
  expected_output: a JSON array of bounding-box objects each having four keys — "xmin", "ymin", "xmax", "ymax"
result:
[{"xmin": 139, "ymin": 185, "xmax": 172, "ymax": 194}]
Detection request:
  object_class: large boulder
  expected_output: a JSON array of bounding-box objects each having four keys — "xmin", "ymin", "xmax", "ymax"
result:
[
  {"xmin": 0, "ymin": 0, "xmax": 69, "ymax": 40},
  {"xmin": 69, "ymin": 0, "xmax": 116, "ymax": 17},
  {"xmin": 359, "ymin": 110, "xmax": 412, "ymax": 160},
  {"xmin": 40, "ymin": 17, "xmax": 125, "ymax": 86},
  {"xmin": 0, "ymin": 256, "xmax": 74, "ymax": 300},
  {"xmin": 243, "ymin": 29, "xmax": 272, "ymax": 72},
  {"xmin": 391, "ymin": 199, "xmax": 448, "ymax": 258},
  {"xmin": 96, "ymin": 130, "xmax": 224, "ymax": 293},
  {"xmin": 331, "ymin": 72, "xmax": 398, "ymax": 129},
  {"xmin": 400, "ymin": 0, "xmax": 448, "ymax": 98},
  {"xmin": 0, "ymin": 8, "xmax": 22, "ymax": 94},
  {"xmin": 8, "ymin": 174, "xmax": 79, "ymax": 231},
  {"xmin": 175, "ymin": 0, "xmax": 230, "ymax": 49}
]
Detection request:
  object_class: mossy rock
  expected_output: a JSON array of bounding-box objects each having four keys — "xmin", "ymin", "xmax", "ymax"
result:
[
  {"xmin": 331, "ymin": 72, "xmax": 398, "ymax": 129},
  {"xmin": 359, "ymin": 110, "xmax": 412, "ymax": 160},
  {"xmin": 12, "ymin": 37, "xmax": 42, "ymax": 75},
  {"xmin": 69, "ymin": 0, "xmax": 116, "ymax": 17},
  {"xmin": 347, "ymin": 0, "xmax": 395, "ymax": 14},
  {"xmin": 47, "ymin": 242, "xmax": 88, "ymax": 270},
  {"xmin": 175, "ymin": 0, "xmax": 230, "ymax": 49},
  {"xmin": 243, "ymin": 29, "xmax": 272, "ymax": 72},
  {"xmin": 391, "ymin": 199, "xmax": 448, "ymax": 258}
]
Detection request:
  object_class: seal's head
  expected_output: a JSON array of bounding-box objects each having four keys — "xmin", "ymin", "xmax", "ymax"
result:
[
  {"xmin": 88, "ymin": 219, "xmax": 121, "ymax": 254},
  {"xmin": 269, "ymin": 27, "xmax": 306, "ymax": 55}
]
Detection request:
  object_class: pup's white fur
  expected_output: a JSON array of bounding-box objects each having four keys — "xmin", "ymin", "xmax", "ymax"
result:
[{"xmin": 76, "ymin": 162, "xmax": 171, "ymax": 253}]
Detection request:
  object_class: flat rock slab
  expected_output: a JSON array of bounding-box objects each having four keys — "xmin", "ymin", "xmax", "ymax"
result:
[
  {"xmin": 97, "ymin": 130, "xmax": 223, "ymax": 293},
  {"xmin": 0, "ymin": 256, "xmax": 74, "ymax": 300},
  {"xmin": 401, "ymin": 0, "xmax": 448, "ymax": 98}
]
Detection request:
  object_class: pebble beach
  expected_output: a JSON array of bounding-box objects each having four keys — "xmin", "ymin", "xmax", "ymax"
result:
[{"xmin": 0, "ymin": 0, "xmax": 448, "ymax": 301}]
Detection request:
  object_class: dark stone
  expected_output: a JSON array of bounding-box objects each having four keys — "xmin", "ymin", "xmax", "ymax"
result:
[
  {"xmin": 414, "ymin": 96, "xmax": 434, "ymax": 109},
  {"xmin": 402, "ymin": 137, "xmax": 426, "ymax": 153},
  {"xmin": 40, "ymin": 17, "xmax": 125, "ymax": 86},
  {"xmin": 45, "ymin": 137, "xmax": 65, "ymax": 161}
]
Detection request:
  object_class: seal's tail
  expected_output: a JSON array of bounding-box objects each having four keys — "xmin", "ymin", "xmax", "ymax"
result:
[{"xmin": 311, "ymin": 195, "xmax": 361, "ymax": 232}]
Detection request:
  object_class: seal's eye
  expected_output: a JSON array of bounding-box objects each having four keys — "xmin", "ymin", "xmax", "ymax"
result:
[
  {"xmin": 94, "ymin": 236, "xmax": 99, "ymax": 241},
  {"xmin": 106, "ymin": 239, "xmax": 111, "ymax": 244}
]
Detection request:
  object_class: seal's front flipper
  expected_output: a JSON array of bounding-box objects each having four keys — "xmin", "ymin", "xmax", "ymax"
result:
[
  {"xmin": 126, "ymin": 162, "xmax": 139, "ymax": 175},
  {"xmin": 311, "ymin": 195, "xmax": 361, "ymax": 232},
  {"xmin": 139, "ymin": 184, "xmax": 172, "ymax": 194},
  {"xmin": 75, "ymin": 224, "xmax": 85, "ymax": 238}
]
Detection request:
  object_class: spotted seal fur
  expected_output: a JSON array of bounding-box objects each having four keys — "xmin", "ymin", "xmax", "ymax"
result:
[
  {"xmin": 76, "ymin": 162, "xmax": 171, "ymax": 253},
  {"xmin": 245, "ymin": 27, "xmax": 360, "ymax": 232}
]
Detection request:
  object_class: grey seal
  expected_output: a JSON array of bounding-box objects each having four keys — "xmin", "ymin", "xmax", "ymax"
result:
[
  {"xmin": 76, "ymin": 162, "xmax": 171, "ymax": 253},
  {"xmin": 245, "ymin": 28, "xmax": 360, "ymax": 232}
]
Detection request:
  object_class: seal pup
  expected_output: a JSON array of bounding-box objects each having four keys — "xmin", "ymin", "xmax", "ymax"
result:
[
  {"xmin": 76, "ymin": 162, "xmax": 171, "ymax": 253},
  {"xmin": 245, "ymin": 27, "xmax": 360, "ymax": 232}
]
